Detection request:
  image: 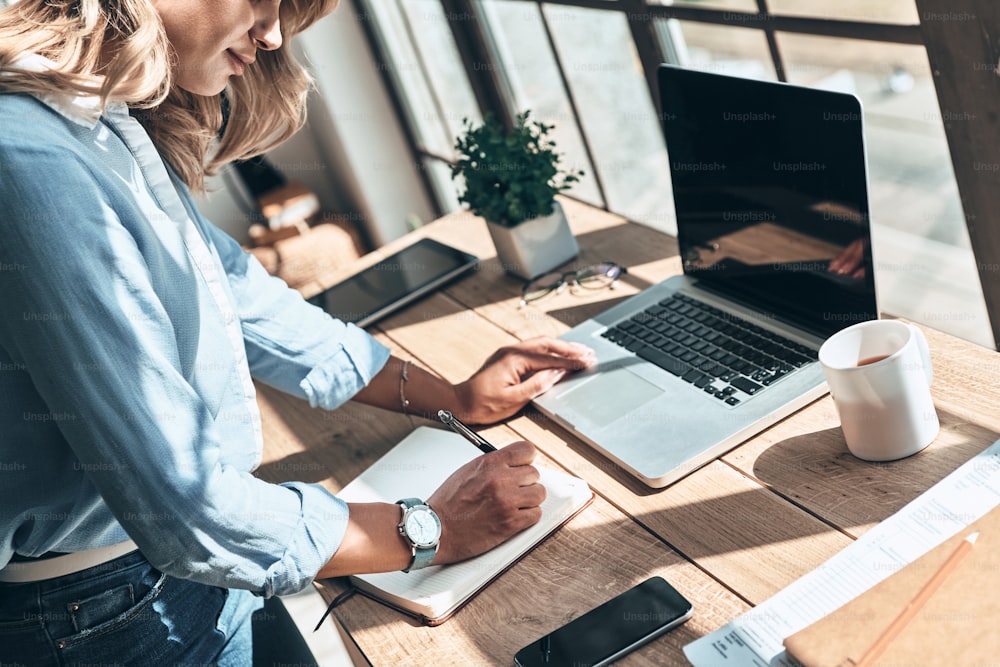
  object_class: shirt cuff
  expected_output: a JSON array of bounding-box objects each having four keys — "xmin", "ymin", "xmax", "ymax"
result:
[
  {"xmin": 262, "ymin": 482, "xmax": 350, "ymax": 597},
  {"xmin": 299, "ymin": 323, "xmax": 391, "ymax": 410}
]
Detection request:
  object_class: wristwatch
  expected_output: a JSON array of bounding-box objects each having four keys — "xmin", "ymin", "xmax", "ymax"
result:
[{"xmin": 396, "ymin": 497, "xmax": 442, "ymax": 572}]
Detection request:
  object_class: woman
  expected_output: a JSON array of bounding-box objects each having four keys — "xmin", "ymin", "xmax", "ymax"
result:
[{"xmin": 0, "ymin": 1, "xmax": 595, "ymax": 663}]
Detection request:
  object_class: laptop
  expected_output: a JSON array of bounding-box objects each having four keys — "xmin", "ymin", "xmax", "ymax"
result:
[{"xmin": 533, "ymin": 65, "xmax": 879, "ymax": 488}]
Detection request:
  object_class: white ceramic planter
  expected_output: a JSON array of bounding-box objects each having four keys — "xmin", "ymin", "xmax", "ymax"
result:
[{"xmin": 486, "ymin": 201, "xmax": 579, "ymax": 280}]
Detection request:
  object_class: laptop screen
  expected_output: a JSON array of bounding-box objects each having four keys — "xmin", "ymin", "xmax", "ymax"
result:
[{"xmin": 658, "ymin": 65, "xmax": 878, "ymax": 339}]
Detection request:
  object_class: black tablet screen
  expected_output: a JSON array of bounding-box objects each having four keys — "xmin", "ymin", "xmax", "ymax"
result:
[{"xmin": 306, "ymin": 238, "xmax": 479, "ymax": 327}]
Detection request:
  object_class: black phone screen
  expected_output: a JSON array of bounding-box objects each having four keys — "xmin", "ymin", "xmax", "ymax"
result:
[
  {"xmin": 306, "ymin": 238, "xmax": 479, "ymax": 328},
  {"xmin": 513, "ymin": 577, "xmax": 694, "ymax": 667}
]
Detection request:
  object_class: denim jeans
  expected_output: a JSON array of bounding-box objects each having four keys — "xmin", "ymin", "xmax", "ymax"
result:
[{"xmin": 0, "ymin": 550, "xmax": 263, "ymax": 666}]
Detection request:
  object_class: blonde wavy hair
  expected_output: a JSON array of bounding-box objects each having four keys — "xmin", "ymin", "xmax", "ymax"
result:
[{"xmin": 0, "ymin": 0, "xmax": 338, "ymax": 190}]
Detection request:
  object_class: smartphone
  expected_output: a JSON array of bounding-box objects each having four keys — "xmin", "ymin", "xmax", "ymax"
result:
[
  {"xmin": 513, "ymin": 577, "xmax": 693, "ymax": 667},
  {"xmin": 306, "ymin": 238, "xmax": 479, "ymax": 328}
]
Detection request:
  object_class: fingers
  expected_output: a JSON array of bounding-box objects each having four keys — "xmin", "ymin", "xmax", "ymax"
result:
[
  {"xmin": 490, "ymin": 368, "xmax": 569, "ymax": 406},
  {"xmin": 498, "ymin": 475, "xmax": 546, "ymax": 523},
  {"xmin": 519, "ymin": 505, "xmax": 543, "ymax": 525},
  {"xmin": 841, "ymin": 243, "xmax": 863, "ymax": 273},
  {"xmin": 491, "ymin": 443, "xmax": 546, "ymax": 509},
  {"xmin": 516, "ymin": 482, "xmax": 546, "ymax": 509},
  {"xmin": 520, "ymin": 349, "xmax": 595, "ymax": 373},
  {"xmin": 474, "ymin": 336, "xmax": 596, "ymax": 387},
  {"xmin": 514, "ymin": 337, "xmax": 596, "ymax": 363},
  {"xmin": 494, "ymin": 439, "xmax": 538, "ymax": 467},
  {"xmin": 459, "ymin": 338, "xmax": 596, "ymax": 423},
  {"xmin": 513, "ymin": 367, "xmax": 567, "ymax": 401},
  {"xmin": 465, "ymin": 362, "xmax": 568, "ymax": 412},
  {"xmin": 494, "ymin": 497, "xmax": 544, "ymax": 535},
  {"xmin": 830, "ymin": 239, "xmax": 865, "ymax": 275}
]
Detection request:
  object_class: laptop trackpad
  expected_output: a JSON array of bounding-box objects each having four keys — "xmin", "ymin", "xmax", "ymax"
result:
[{"xmin": 557, "ymin": 367, "xmax": 662, "ymax": 431}]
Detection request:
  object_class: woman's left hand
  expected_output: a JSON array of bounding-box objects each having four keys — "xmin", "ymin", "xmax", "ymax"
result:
[{"xmin": 453, "ymin": 337, "xmax": 596, "ymax": 424}]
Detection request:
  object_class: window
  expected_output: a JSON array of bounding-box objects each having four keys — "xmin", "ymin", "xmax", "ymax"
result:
[{"xmin": 353, "ymin": 0, "xmax": 993, "ymax": 348}]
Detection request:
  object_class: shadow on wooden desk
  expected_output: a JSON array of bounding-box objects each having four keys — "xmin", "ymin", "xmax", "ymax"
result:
[
  {"xmin": 750, "ymin": 407, "xmax": 999, "ymax": 537},
  {"xmin": 253, "ymin": 385, "xmax": 414, "ymax": 491},
  {"xmin": 246, "ymin": 198, "xmax": 1000, "ymax": 665},
  {"xmin": 309, "ymin": 493, "xmax": 749, "ymax": 666},
  {"xmin": 517, "ymin": 410, "xmax": 854, "ymax": 561},
  {"xmin": 251, "ymin": 389, "xmax": 751, "ymax": 665},
  {"xmin": 250, "ymin": 368, "xmax": 1000, "ymax": 663}
]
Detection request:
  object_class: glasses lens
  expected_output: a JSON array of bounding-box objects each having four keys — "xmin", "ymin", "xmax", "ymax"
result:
[
  {"xmin": 522, "ymin": 271, "xmax": 566, "ymax": 302},
  {"xmin": 576, "ymin": 262, "xmax": 624, "ymax": 289}
]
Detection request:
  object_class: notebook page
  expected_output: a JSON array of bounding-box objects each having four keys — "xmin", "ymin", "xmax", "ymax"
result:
[
  {"xmin": 337, "ymin": 426, "xmax": 592, "ymax": 618},
  {"xmin": 337, "ymin": 427, "xmax": 480, "ymax": 503},
  {"xmin": 353, "ymin": 467, "xmax": 589, "ymax": 616}
]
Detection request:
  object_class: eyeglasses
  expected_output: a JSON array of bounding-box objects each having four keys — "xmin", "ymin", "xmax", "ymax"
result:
[{"xmin": 519, "ymin": 262, "xmax": 627, "ymax": 306}]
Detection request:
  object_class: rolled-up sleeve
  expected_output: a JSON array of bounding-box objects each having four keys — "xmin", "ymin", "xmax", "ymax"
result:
[
  {"xmin": 0, "ymin": 134, "xmax": 352, "ymax": 596},
  {"xmin": 197, "ymin": 215, "xmax": 390, "ymax": 410}
]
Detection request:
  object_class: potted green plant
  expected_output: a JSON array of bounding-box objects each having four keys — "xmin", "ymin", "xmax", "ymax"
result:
[{"xmin": 451, "ymin": 111, "xmax": 584, "ymax": 280}]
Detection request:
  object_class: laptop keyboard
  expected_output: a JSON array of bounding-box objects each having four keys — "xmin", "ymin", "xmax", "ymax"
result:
[{"xmin": 600, "ymin": 293, "xmax": 815, "ymax": 406}]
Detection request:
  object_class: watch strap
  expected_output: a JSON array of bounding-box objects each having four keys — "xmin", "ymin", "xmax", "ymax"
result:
[{"xmin": 409, "ymin": 540, "xmax": 437, "ymax": 572}]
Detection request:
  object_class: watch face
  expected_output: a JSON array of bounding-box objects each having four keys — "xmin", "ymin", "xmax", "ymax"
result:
[{"xmin": 404, "ymin": 507, "xmax": 441, "ymax": 548}]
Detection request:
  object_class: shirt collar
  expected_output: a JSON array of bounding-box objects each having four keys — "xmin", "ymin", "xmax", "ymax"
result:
[{"xmin": 6, "ymin": 53, "xmax": 125, "ymax": 129}]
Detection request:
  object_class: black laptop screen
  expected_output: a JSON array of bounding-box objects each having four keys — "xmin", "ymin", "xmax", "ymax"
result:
[{"xmin": 658, "ymin": 65, "xmax": 878, "ymax": 339}]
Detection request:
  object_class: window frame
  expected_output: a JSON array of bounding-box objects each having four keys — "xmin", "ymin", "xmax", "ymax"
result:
[{"xmin": 350, "ymin": 0, "xmax": 1000, "ymax": 348}]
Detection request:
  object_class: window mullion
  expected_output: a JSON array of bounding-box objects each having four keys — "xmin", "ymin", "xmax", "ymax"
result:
[
  {"xmin": 537, "ymin": 0, "xmax": 923, "ymax": 45},
  {"xmin": 755, "ymin": 0, "xmax": 788, "ymax": 81},
  {"xmin": 351, "ymin": 0, "xmax": 446, "ymax": 217},
  {"xmin": 439, "ymin": 0, "xmax": 515, "ymax": 130},
  {"xmin": 535, "ymin": 1, "xmax": 611, "ymax": 209},
  {"xmin": 619, "ymin": 0, "xmax": 668, "ymax": 110},
  {"xmin": 391, "ymin": 0, "xmax": 456, "ymax": 156}
]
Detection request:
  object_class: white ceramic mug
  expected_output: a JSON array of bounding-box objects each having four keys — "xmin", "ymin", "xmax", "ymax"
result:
[{"xmin": 818, "ymin": 320, "xmax": 939, "ymax": 461}]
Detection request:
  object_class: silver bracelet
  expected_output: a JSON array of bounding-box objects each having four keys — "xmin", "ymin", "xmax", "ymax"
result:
[{"xmin": 399, "ymin": 359, "xmax": 415, "ymax": 427}]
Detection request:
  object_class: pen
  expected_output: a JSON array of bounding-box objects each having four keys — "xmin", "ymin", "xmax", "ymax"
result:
[{"xmin": 437, "ymin": 410, "xmax": 497, "ymax": 453}]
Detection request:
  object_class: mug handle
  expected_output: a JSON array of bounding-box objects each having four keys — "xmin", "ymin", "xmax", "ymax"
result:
[{"xmin": 908, "ymin": 323, "xmax": 933, "ymax": 386}]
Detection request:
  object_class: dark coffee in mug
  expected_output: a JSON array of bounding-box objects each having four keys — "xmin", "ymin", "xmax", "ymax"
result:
[{"xmin": 857, "ymin": 354, "xmax": 891, "ymax": 367}]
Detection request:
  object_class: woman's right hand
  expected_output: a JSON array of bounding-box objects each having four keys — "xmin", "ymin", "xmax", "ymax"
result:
[
  {"xmin": 317, "ymin": 441, "xmax": 546, "ymax": 578},
  {"xmin": 428, "ymin": 441, "xmax": 546, "ymax": 565}
]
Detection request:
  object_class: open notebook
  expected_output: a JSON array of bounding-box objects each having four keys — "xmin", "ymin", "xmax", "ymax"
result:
[{"xmin": 335, "ymin": 426, "xmax": 594, "ymax": 625}]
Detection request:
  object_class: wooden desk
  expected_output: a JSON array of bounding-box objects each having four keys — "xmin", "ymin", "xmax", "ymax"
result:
[{"xmin": 252, "ymin": 198, "xmax": 1000, "ymax": 666}]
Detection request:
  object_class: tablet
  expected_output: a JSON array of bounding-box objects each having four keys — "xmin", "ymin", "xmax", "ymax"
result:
[{"xmin": 307, "ymin": 238, "xmax": 480, "ymax": 328}]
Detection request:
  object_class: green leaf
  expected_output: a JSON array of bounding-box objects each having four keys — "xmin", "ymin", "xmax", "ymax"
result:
[{"xmin": 450, "ymin": 109, "xmax": 584, "ymax": 226}]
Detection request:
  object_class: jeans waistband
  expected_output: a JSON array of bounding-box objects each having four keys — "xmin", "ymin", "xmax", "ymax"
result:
[{"xmin": 0, "ymin": 540, "xmax": 139, "ymax": 584}]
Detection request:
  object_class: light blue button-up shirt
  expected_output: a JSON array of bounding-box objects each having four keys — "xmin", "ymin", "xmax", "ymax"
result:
[{"xmin": 0, "ymin": 81, "xmax": 391, "ymax": 596}]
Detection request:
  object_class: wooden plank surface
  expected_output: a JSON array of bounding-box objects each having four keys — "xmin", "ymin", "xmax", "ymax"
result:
[
  {"xmin": 254, "ymin": 385, "xmax": 750, "ymax": 665},
  {"xmin": 256, "ymin": 199, "xmax": 1000, "ymax": 665},
  {"xmin": 326, "ymin": 489, "xmax": 750, "ymax": 666},
  {"xmin": 376, "ymin": 203, "xmax": 854, "ymax": 605},
  {"xmin": 507, "ymin": 413, "xmax": 852, "ymax": 606},
  {"xmin": 722, "ymin": 322, "xmax": 1000, "ymax": 537}
]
